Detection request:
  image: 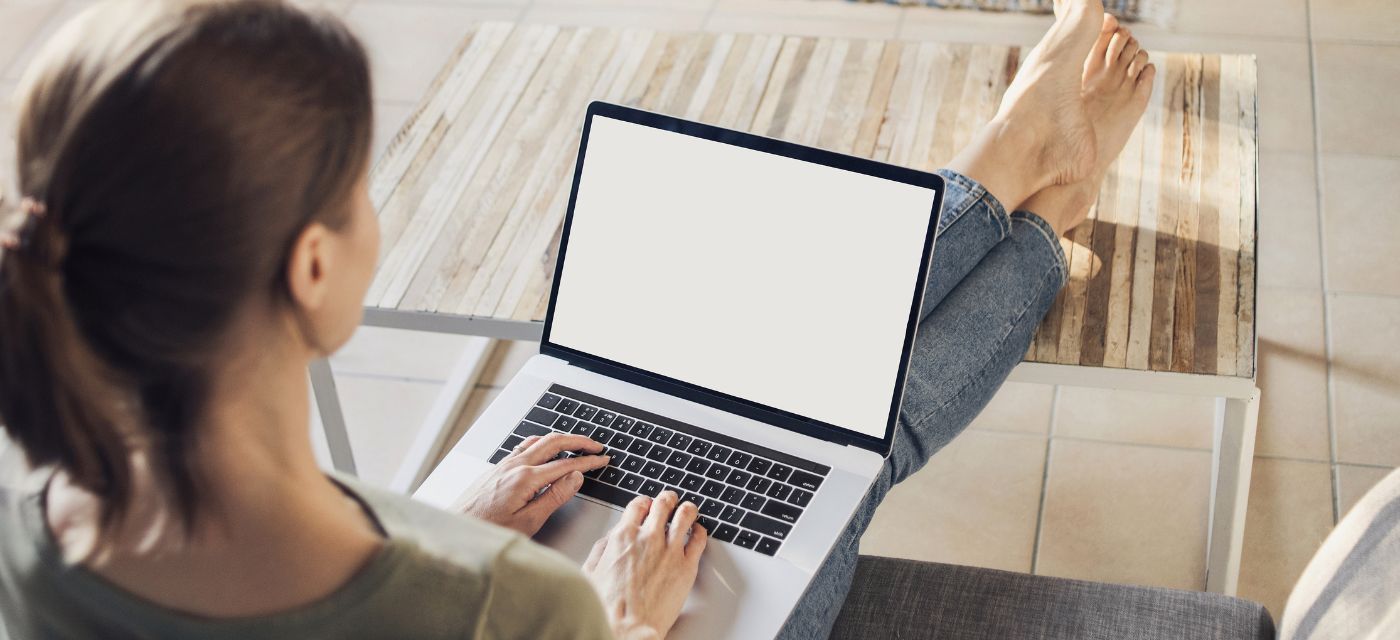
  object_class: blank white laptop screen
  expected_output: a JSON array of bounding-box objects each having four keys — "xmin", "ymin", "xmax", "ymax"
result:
[{"xmin": 548, "ymin": 116, "xmax": 937, "ymax": 439}]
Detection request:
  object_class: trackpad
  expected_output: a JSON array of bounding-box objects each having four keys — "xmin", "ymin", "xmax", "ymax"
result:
[{"xmin": 536, "ymin": 496, "xmax": 800, "ymax": 640}]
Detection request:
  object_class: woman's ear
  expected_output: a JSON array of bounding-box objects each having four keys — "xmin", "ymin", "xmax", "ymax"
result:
[{"xmin": 285, "ymin": 222, "xmax": 334, "ymax": 348}]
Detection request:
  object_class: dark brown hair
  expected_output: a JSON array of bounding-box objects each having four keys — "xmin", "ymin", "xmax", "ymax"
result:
[{"xmin": 0, "ymin": 0, "xmax": 372, "ymax": 531}]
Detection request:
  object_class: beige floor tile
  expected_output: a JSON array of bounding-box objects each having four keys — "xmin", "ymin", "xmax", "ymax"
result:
[
  {"xmin": 523, "ymin": 4, "xmax": 709, "ymax": 31},
  {"xmin": 968, "ymin": 381, "xmax": 1054, "ymax": 435},
  {"xmin": 1310, "ymin": 0, "xmax": 1400, "ymax": 45},
  {"xmin": 1337, "ymin": 464, "xmax": 1396, "ymax": 517},
  {"xmin": 478, "ymin": 339, "xmax": 538, "ymax": 388},
  {"xmin": 1238, "ymin": 457, "xmax": 1333, "ymax": 620},
  {"xmin": 1254, "ymin": 287, "xmax": 1331, "ymax": 460},
  {"xmin": 1129, "ymin": 0, "xmax": 1309, "ymax": 41},
  {"xmin": 1314, "ymin": 43, "xmax": 1400, "ymax": 156},
  {"xmin": 0, "ymin": 0, "xmax": 60, "ymax": 81},
  {"xmin": 1036, "ymin": 439, "xmax": 1211, "ymax": 590},
  {"xmin": 1329, "ymin": 293, "xmax": 1400, "ymax": 467},
  {"xmin": 860, "ymin": 430, "xmax": 1047, "ymax": 572},
  {"xmin": 1320, "ymin": 154, "xmax": 1400, "ymax": 297},
  {"xmin": 335, "ymin": 374, "xmax": 445, "ymax": 487},
  {"xmin": 1135, "ymin": 36, "xmax": 1314, "ymax": 154},
  {"xmin": 1258, "ymin": 152, "xmax": 1322, "ymax": 290},
  {"xmin": 707, "ymin": 0, "xmax": 900, "ymax": 39},
  {"xmin": 372, "ymin": 100, "xmax": 416, "ymax": 164},
  {"xmin": 1053, "ymin": 386, "xmax": 1215, "ymax": 450},
  {"xmin": 433, "ymin": 385, "xmax": 502, "ymax": 468},
  {"xmin": 331, "ymin": 325, "xmax": 488, "ymax": 381},
  {"xmin": 346, "ymin": 2, "xmax": 523, "ymax": 103}
]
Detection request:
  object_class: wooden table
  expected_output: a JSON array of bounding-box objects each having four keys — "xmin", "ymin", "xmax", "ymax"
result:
[{"xmin": 311, "ymin": 22, "xmax": 1260, "ymax": 594}]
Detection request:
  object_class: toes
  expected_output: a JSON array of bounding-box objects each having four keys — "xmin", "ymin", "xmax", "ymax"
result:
[
  {"xmin": 1135, "ymin": 63, "xmax": 1157, "ymax": 101},
  {"xmin": 1120, "ymin": 36, "xmax": 1141, "ymax": 66},
  {"xmin": 1128, "ymin": 49, "xmax": 1150, "ymax": 78},
  {"xmin": 1090, "ymin": 15, "xmax": 1116, "ymax": 62},
  {"xmin": 1106, "ymin": 27, "xmax": 1131, "ymax": 67}
]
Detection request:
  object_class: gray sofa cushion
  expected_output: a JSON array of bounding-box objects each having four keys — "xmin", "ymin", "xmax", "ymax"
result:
[{"xmin": 831, "ymin": 556, "xmax": 1275, "ymax": 640}]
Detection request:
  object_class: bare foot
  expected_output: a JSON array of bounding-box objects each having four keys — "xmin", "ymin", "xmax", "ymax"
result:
[
  {"xmin": 946, "ymin": 0, "xmax": 1107, "ymax": 212},
  {"xmin": 1023, "ymin": 16, "xmax": 1156, "ymax": 236}
]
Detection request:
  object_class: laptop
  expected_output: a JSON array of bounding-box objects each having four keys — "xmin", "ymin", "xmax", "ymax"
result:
[{"xmin": 415, "ymin": 101, "xmax": 944, "ymax": 639}]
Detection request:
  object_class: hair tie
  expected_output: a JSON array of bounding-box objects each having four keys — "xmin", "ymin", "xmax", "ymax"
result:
[{"xmin": 1, "ymin": 197, "xmax": 49, "ymax": 251}]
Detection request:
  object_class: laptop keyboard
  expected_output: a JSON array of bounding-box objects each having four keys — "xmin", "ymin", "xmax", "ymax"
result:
[{"xmin": 488, "ymin": 384, "xmax": 830, "ymax": 557}]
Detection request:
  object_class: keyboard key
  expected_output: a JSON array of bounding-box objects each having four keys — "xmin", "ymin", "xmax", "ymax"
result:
[
  {"xmin": 720, "ymin": 487, "xmax": 744, "ymax": 505},
  {"xmin": 632, "ymin": 422, "xmax": 654, "ymax": 438},
  {"xmin": 514, "ymin": 421, "xmax": 550, "ymax": 438},
  {"xmin": 574, "ymin": 405, "xmax": 597, "ymax": 421},
  {"xmin": 681, "ymin": 492, "xmax": 706, "ymax": 508},
  {"xmin": 720, "ymin": 505, "xmax": 744, "ymax": 524},
  {"xmin": 601, "ymin": 467, "xmax": 625, "ymax": 485},
  {"xmin": 668, "ymin": 433, "xmax": 692, "ymax": 450},
  {"xmin": 641, "ymin": 461, "xmax": 664, "ymax": 479},
  {"xmin": 726, "ymin": 451, "xmax": 752, "ymax": 468},
  {"xmin": 700, "ymin": 480, "xmax": 724, "ymax": 498},
  {"xmin": 557, "ymin": 415, "xmax": 578, "ymax": 432},
  {"xmin": 714, "ymin": 524, "xmax": 739, "ymax": 542},
  {"xmin": 579, "ymin": 478, "xmax": 638, "ymax": 509},
  {"xmin": 699, "ymin": 499, "xmax": 724, "ymax": 517},
  {"xmin": 697, "ymin": 516, "xmax": 719, "ymax": 532},
  {"xmin": 706, "ymin": 445, "xmax": 732, "ymax": 463},
  {"xmin": 766, "ymin": 483, "xmax": 792, "ymax": 501},
  {"xmin": 627, "ymin": 440, "xmax": 651, "ymax": 455},
  {"xmin": 640, "ymin": 480, "xmax": 663, "ymax": 496},
  {"xmin": 686, "ymin": 458, "xmax": 710, "ymax": 475},
  {"xmin": 748, "ymin": 477, "xmax": 772, "ymax": 494},
  {"xmin": 648, "ymin": 428, "xmax": 673, "ymax": 444},
  {"xmin": 761, "ymin": 500, "xmax": 802, "ymax": 524},
  {"xmin": 584, "ymin": 463, "xmax": 605, "ymax": 479},
  {"xmin": 735, "ymin": 530, "xmax": 760, "ymax": 549},
  {"xmin": 537, "ymin": 393, "xmax": 562, "ymax": 409},
  {"xmin": 594, "ymin": 411, "xmax": 617, "ymax": 426},
  {"xmin": 667, "ymin": 451, "xmax": 692, "ymax": 469},
  {"xmin": 589, "ymin": 427, "xmax": 614, "ymax": 444},
  {"xmin": 502, "ymin": 434, "xmax": 524, "ymax": 450},
  {"xmin": 661, "ymin": 468, "xmax": 686, "ymax": 485},
  {"xmin": 788, "ymin": 470, "xmax": 824, "ymax": 491},
  {"xmin": 557, "ymin": 398, "xmax": 579, "ymax": 415},
  {"xmin": 614, "ymin": 416, "xmax": 636, "ymax": 432},
  {"xmin": 620, "ymin": 473, "xmax": 643, "ymax": 492},
  {"xmin": 741, "ymin": 512, "xmax": 792, "ymax": 540},
  {"xmin": 489, "ymin": 449, "xmax": 510, "ymax": 464},
  {"xmin": 645, "ymin": 445, "xmax": 671, "ymax": 463},
  {"xmin": 687, "ymin": 440, "xmax": 712, "ymax": 457},
  {"xmin": 705, "ymin": 464, "xmax": 731, "ymax": 482},
  {"xmin": 756, "ymin": 537, "xmax": 780, "ymax": 556},
  {"xmin": 570, "ymin": 420, "xmax": 593, "ymax": 435},
  {"xmin": 747, "ymin": 458, "xmax": 772, "ymax": 475},
  {"xmin": 788, "ymin": 488, "xmax": 813, "ymax": 508},
  {"xmin": 621, "ymin": 456, "xmax": 644, "ymax": 473},
  {"xmin": 741, "ymin": 492, "xmax": 766, "ymax": 511},
  {"xmin": 767, "ymin": 464, "xmax": 792, "ymax": 483},
  {"xmin": 611, "ymin": 434, "xmax": 633, "ymax": 450},
  {"xmin": 726, "ymin": 469, "xmax": 752, "ymax": 487},
  {"xmin": 680, "ymin": 474, "xmax": 705, "ymax": 492}
]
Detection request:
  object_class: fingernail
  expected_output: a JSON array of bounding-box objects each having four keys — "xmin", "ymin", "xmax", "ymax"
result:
[{"xmin": 570, "ymin": 471, "xmax": 583, "ymax": 484}]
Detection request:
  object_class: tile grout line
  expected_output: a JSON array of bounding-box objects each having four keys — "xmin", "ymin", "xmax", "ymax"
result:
[
  {"xmin": 1028, "ymin": 384, "xmax": 1059, "ymax": 575},
  {"xmin": 1302, "ymin": 0, "xmax": 1342, "ymax": 525}
]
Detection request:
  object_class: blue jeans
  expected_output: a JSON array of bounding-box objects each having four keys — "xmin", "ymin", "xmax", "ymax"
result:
[{"xmin": 777, "ymin": 170, "xmax": 1069, "ymax": 639}]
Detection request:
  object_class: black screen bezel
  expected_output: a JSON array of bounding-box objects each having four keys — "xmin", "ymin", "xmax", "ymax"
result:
[{"xmin": 540, "ymin": 101, "xmax": 944, "ymax": 457}]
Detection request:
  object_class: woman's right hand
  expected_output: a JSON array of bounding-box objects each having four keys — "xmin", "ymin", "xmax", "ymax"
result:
[{"xmin": 582, "ymin": 491, "xmax": 708, "ymax": 640}]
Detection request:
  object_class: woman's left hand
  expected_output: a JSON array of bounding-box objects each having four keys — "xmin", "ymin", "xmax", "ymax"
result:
[{"xmin": 457, "ymin": 432, "xmax": 610, "ymax": 537}]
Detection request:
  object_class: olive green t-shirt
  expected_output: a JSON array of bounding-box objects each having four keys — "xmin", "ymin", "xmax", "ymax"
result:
[{"xmin": 0, "ymin": 461, "xmax": 614, "ymax": 640}]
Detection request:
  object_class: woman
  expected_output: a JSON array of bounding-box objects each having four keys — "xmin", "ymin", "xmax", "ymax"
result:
[{"xmin": 0, "ymin": 0, "xmax": 1151, "ymax": 638}]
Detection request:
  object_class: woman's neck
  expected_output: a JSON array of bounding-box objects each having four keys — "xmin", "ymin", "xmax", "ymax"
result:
[{"xmin": 45, "ymin": 325, "xmax": 385, "ymax": 617}]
